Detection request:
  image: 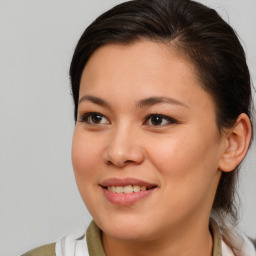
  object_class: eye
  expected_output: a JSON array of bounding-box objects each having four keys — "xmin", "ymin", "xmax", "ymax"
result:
[
  {"xmin": 144, "ymin": 114, "xmax": 177, "ymax": 126},
  {"xmin": 79, "ymin": 112, "xmax": 110, "ymax": 125}
]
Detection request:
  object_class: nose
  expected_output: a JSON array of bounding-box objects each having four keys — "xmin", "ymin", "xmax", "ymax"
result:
[{"xmin": 103, "ymin": 126, "xmax": 145, "ymax": 168}]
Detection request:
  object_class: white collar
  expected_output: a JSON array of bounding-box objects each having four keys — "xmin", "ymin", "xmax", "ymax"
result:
[{"xmin": 55, "ymin": 229, "xmax": 89, "ymax": 256}]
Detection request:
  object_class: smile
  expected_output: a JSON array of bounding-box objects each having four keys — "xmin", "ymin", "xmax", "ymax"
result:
[
  {"xmin": 106, "ymin": 185, "xmax": 154, "ymax": 193},
  {"xmin": 100, "ymin": 178, "xmax": 157, "ymax": 205}
]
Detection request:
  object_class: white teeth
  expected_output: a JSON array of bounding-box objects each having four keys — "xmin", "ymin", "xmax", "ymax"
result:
[
  {"xmin": 107, "ymin": 185, "xmax": 151, "ymax": 193},
  {"xmin": 133, "ymin": 185, "xmax": 140, "ymax": 192},
  {"xmin": 124, "ymin": 185, "xmax": 133, "ymax": 193},
  {"xmin": 116, "ymin": 186, "xmax": 124, "ymax": 193}
]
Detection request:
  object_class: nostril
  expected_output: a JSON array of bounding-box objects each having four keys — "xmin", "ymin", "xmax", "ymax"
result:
[
  {"xmin": 106, "ymin": 159, "xmax": 135, "ymax": 167},
  {"xmin": 124, "ymin": 160, "xmax": 135, "ymax": 164},
  {"xmin": 106, "ymin": 160, "xmax": 113, "ymax": 166}
]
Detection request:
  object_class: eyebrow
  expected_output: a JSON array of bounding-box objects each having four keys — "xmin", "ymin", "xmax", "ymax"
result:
[
  {"xmin": 78, "ymin": 95, "xmax": 111, "ymax": 108},
  {"xmin": 78, "ymin": 95, "xmax": 189, "ymax": 109},
  {"xmin": 136, "ymin": 96, "xmax": 189, "ymax": 109}
]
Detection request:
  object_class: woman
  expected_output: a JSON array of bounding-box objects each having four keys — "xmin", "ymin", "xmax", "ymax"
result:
[{"xmin": 22, "ymin": 0, "xmax": 255, "ymax": 255}]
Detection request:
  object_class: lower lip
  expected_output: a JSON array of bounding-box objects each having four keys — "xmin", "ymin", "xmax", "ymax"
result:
[{"xmin": 102, "ymin": 187, "xmax": 156, "ymax": 206}]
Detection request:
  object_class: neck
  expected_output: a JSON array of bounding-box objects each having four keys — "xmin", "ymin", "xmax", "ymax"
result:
[{"xmin": 102, "ymin": 218, "xmax": 213, "ymax": 256}]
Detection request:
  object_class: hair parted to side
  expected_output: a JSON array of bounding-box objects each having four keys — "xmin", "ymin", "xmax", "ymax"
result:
[{"xmin": 69, "ymin": 0, "xmax": 252, "ymax": 241}]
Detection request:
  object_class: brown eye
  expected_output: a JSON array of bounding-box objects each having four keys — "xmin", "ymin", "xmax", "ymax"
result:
[
  {"xmin": 80, "ymin": 112, "xmax": 110, "ymax": 124},
  {"xmin": 145, "ymin": 114, "xmax": 176, "ymax": 126},
  {"xmin": 151, "ymin": 115, "xmax": 163, "ymax": 126},
  {"xmin": 90, "ymin": 114, "xmax": 103, "ymax": 123}
]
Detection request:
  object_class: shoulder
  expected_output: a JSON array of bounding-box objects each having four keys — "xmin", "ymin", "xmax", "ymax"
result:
[{"xmin": 21, "ymin": 243, "xmax": 55, "ymax": 256}]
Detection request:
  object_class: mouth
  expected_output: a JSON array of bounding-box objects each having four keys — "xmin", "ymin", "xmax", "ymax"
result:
[
  {"xmin": 100, "ymin": 178, "xmax": 158, "ymax": 205},
  {"xmin": 102, "ymin": 185, "xmax": 156, "ymax": 194}
]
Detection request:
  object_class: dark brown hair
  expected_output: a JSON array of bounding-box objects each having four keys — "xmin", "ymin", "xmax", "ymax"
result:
[{"xmin": 70, "ymin": 0, "xmax": 252, "ymax": 236}]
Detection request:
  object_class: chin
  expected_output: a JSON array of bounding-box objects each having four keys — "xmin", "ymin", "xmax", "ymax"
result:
[
  {"xmin": 103, "ymin": 225, "xmax": 149, "ymax": 241},
  {"xmin": 96, "ymin": 213, "xmax": 160, "ymax": 242}
]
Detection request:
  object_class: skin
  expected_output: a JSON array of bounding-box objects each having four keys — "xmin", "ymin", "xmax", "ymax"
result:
[{"xmin": 72, "ymin": 40, "xmax": 251, "ymax": 256}]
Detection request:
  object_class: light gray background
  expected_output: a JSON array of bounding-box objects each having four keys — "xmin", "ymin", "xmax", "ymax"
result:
[{"xmin": 0, "ymin": 1, "xmax": 255, "ymax": 255}]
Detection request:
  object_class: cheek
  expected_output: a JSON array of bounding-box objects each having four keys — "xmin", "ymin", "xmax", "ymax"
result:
[
  {"xmin": 71, "ymin": 128, "xmax": 108, "ymax": 219},
  {"xmin": 147, "ymin": 127, "xmax": 220, "ymax": 187},
  {"xmin": 146, "ymin": 131, "xmax": 220, "ymax": 220},
  {"xmin": 71, "ymin": 129, "xmax": 103, "ymax": 192}
]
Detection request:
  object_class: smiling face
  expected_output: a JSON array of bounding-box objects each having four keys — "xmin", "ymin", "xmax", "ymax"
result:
[{"xmin": 72, "ymin": 40, "xmax": 226, "ymax": 242}]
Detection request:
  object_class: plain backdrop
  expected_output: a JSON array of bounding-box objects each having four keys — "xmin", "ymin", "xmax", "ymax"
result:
[{"xmin": 0, "ymin": 1, "xmax": 255, "ymax": 255}]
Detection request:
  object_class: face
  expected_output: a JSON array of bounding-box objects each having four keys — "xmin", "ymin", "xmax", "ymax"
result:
[{"xmin": 72, "ymin": 40, "xmax": 225, "ymax": 242}]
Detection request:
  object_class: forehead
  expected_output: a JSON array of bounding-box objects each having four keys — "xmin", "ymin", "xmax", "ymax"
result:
[{"xmin": 80, "ymin": 40, "xmax": 215, "ymax": 114}]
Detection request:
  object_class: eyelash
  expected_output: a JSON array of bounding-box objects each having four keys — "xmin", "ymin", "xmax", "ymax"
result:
[
  {"xmin": 79, "ymin": 112, "xmax": 109, "ymax": 125},
  {"xmin": 144, "ymin": 114, "xmax": 178, "ymax": 126},
  {"xmin": 79, "ymin": 112, "xmax": 178, "ymax": 126}
]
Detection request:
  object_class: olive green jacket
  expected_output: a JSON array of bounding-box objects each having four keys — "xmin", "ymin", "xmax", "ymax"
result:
[{"xmin": 21, "ymin": 243, "xmax": 55, "ymax": 256}]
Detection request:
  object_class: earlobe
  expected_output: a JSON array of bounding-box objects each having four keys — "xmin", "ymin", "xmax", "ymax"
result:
[{"xmin": 218, "ymin": 113, "xmax": 251, "ymax": 172}]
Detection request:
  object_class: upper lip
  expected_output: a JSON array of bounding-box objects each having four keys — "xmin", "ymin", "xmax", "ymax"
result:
[{"xmin": 100, "ymin": 178, "xmax": 157, "ymax": 188}]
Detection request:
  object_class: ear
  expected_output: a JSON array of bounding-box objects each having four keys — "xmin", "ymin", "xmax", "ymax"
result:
[{"xmin": 218, "ymin": 113, "xmax": 252, "ymax": 172}]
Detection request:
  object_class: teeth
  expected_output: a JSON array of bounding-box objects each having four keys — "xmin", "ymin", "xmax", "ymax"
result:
[
  {"xmin": 141, "ymin": 186, "xmax": 146, "ymax": 191},
  {"xmin": 133, "ymin": 185, "xmax": 140, "ymax": 192},
  {"xmin": 116, "ymin": 186, "xmax": 124, "ymax": 193},
  {"xmin": 109, "ymin": 186, "xmax": 115, "ymax": 193},
  {"xmin": 124, "ymin": 185, "xmax": 133, "ymax": 193},
  {"xmin": 107, "ymin": 185, "xmax": 150, "ymax": 193}
]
